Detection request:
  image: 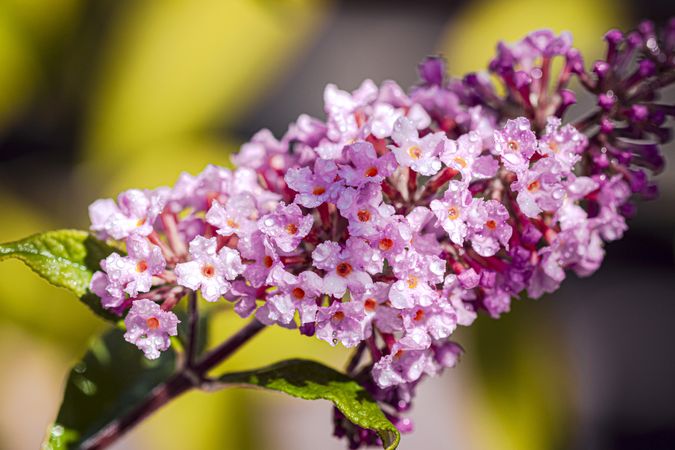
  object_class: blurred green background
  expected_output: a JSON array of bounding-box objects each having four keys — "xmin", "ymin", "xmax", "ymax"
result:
[{"xmin": 0, "ymin": 1, "xmax": 674, "ymax": 449}]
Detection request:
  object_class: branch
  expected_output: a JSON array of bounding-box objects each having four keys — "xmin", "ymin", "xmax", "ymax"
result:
[
  {"xmin": 185, "ymin": 290, "xmax": 198, "ymax": 368},
  {"xmin": 194, "ymin": 319, "xmax": 266, "ymax": 375}
]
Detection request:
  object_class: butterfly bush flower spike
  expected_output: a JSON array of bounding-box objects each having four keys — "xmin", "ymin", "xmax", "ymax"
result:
[{"xmin": 83, "ymin": 20, "xmax": 674, "ymax": 449}]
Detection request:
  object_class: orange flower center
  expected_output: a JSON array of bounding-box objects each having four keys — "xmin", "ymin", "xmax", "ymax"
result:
[
  {"xmin": 291, "ymin": 287, "xmax": 306, "ymax": 300},
  {"xmin": 507, "ymin": 140, "xmax": 519, "ymax": 151},
  {"xmin": 226, "ymin": 218, "xmax": 239, "ymax": 229},
  {"xmin": 364, "ymin": 298, "xmax": 377, "ymax": 312},
  {"xmin": 378, "ymin": 238, "xmax": 394, "ymax": 251},
  {"xmin": 336, "ymin": 262, "xmax": 353, "ymax": 277},
  {"xmin": 364, "ymin": 166, "xmax": 379, "ymax": 177},
  {"xmin": 407, "ymin": 276, "xmax": 418, "ymax": 289},
  {"xmin": 486, "ymin": 219, "xmax": 497, "ymax": 230},
  {"xmin": 414, "ymin": 309, "xmax": 425, "ymax": 322},
  {"xmin": 357, "ymin": 209, "xmax": 371, "ymax": 222},
  {"xmin": 136, "ymin": 218, "xmax": 146, "ymax": 227},
  {"xmin": 136, "ymin": 260, "xmax": 148, "ymax": 273},
  {"xmin": 454, "ymin": 156, "xmax": 467, "ymax": 168},
  {"xmin": 202, "ymin": 264, "xmax": 215, "ymax": 278},
  {"xmin": 312, "ymin": 186, "xmax": 326, "ymax": 195},
  {"xmin": 333, "ymin": 311, "xmax": 345, "ymax": 321},
  {"xmin": 527, "ymin": 180, "xmax": 541, "ymax": 192},
  {"xmin": 407, "ymin": 145, "xmax": 422, "ymax": 159},
  {"xmin": 285, "ymin": 223, "xmax": 299, "ymax": 235},
  {"xmin": 263, "ymin": 255, "xmax": 274, "ymax": 268},
  {"xmin": 146, "ymin": 317, "xmax": 160, "ymax": 330},
  {"xmin": 448, "ymin": 206, "xmax": 460, "ymax": 220}
]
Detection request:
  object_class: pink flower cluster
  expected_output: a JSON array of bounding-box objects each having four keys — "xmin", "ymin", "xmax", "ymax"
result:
[{"xmin": 88, "ymin": 21, "xmax": 673, "ymax": 444}]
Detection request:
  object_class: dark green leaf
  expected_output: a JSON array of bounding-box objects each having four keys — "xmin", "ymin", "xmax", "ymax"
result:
[
  {"xmin": 43, "ymin": 327, "xmax": 177, "ymax": 449},
  {"xmin": 0, "ymin": 229, "xmax": 119, "ymax": 321},
  {"xmin": 216, "ymin": 359, "xmax": 400, "ymax": 450}
]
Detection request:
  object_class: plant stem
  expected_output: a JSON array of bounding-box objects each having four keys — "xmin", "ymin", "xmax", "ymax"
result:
[
  {"xmin": 194, "ymin": 319, "xmax": 265, "ymax": 374},
  {"xmin": 185, "ymin": 291, "xmax": 198, "ymax": 368},
  {"xmin": 346, "ymin": 341, "xmax": 365, "ymax": 375},
  {"xmin": 80, "ymin": 318, "xmax": 266, "ymax": 450}
]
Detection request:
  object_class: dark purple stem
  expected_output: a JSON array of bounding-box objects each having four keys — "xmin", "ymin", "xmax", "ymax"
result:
[
  {"xmin": 186, "ymin": 290, "xmax": 198, "ymax": 368},
  {"xmin": 194, "ymin": 319, "xmax": 266, "ymax": 373},
  {"xmin": 346, "ymin": 341, "xmax": 366, "ymax": 375}
]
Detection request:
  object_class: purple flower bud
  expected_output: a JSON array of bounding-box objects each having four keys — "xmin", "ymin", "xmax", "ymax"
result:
[
  {"xmin": 638, "ymin": 20, "xmax": 654, "ymax": 37},
  {"xmin": 629, "ymin": 104, "xmax": 649, "ymax": 121},
  {"xmin": 627, "ymin": 31, "xmax": 643, "ymax": 48},
  {"xmin": 604, "ymin": 29, "xmax": 624, "ymax": 46},
  {"xmin": 619, "ymin": 201, "xmax": 637, "ymax": 218},
  {"xmin": 638, "ymin": 59, "xmax": 656, "ymax": 78},
  {"xmin": 598, "ymin": 92, "xmax": 616, "ymax": 110},
  {"xmin": 593, "ymin": 60, "xmax": 611, "ymax": 79},
  {"xmin": 600, "ymin": 118, "xmax": 614, "ymax": 134},
  {"xmin": 556, "ymin": 89, "xmax": 577, "ymax": 117},
  {"xmin": 417, "ymin": 56, "xmax": 446, "ymax": 87}
]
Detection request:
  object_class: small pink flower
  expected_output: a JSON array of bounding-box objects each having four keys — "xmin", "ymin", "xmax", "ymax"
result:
[
  {"xmin": 124, "ymin": 299, "xmax": 179, "ymax": 359},
  {"xmin": 89, "ymin": 188, "xmax": 168, "ymax": 240},
  {"xmin": 389, "ymin": 117, "xmax": 445, "ymax": 176},
  {"xmin": 538, "ymin": 117, "xmax": 586, "ymax": 171},
  {"xmin": 313, "ymin": 242, "xmax": 373, "ymax": 298},
  {"xmin": 315, "ymin": 301, "xmax": 369, "ymax": 348},
  {"xmin": 206, "ymin": 193, "xmax": 259, "ymax": 237},
  {"xmin": 339, "ymin": 142, "xmax": 397, "ymax": 187},
  {"xmin": 285, "ymin": 159, "xmax": 343, "ymax": 208},
  {"xmin": 175, "ymin": 236, "xmax": 244, "ymax": 302},
  {"xmin": 493, "ymin": 117, "xmax": 537, "ymax": 172},
  {"xmin": 467, "ymin": 199, "xmax": 512, "ymax": 257},
  {"xmin": 430, "ymin": 181, "xmax": 473, "ymax": 245},
  {"xmin": 259, "ymin": 203, "xmax": 313, "ymax": 253},
  {"xmin": 511, "ymin": 158, "xmax": 566, "ymax": 218},
  {"xmin": 440, "ymin": 131, "xmax": 484, "ymax": 180},
  {"xmin": 337, "ymin": 184, "xmax": 395, "ymax": 238}
]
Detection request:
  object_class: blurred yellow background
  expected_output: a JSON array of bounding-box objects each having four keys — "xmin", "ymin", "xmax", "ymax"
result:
[{"xmin": 1, "ymin": 1, "xmax": 673, "ymax": 449}]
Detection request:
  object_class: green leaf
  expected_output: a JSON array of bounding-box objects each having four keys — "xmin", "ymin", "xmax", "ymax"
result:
[
  {"xmin": 43, "ymin": 327, "xmax": 177, "ymax": 449},
  {"xmin": 216, "ymin": 359, "xmax": 400, "ymax": 450},
  {"xmin": 0, "ymin": 229, "xmax": 118, "ymax": 321}
]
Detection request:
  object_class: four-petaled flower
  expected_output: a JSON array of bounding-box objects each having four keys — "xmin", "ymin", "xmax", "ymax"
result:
[
  {"xmin": 175, "ymin": 236, "xmax": 245, "ymax": 302},
  {"xmin": 123, "ymin": 299, "xmax": 179, "ymax": 360}
]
